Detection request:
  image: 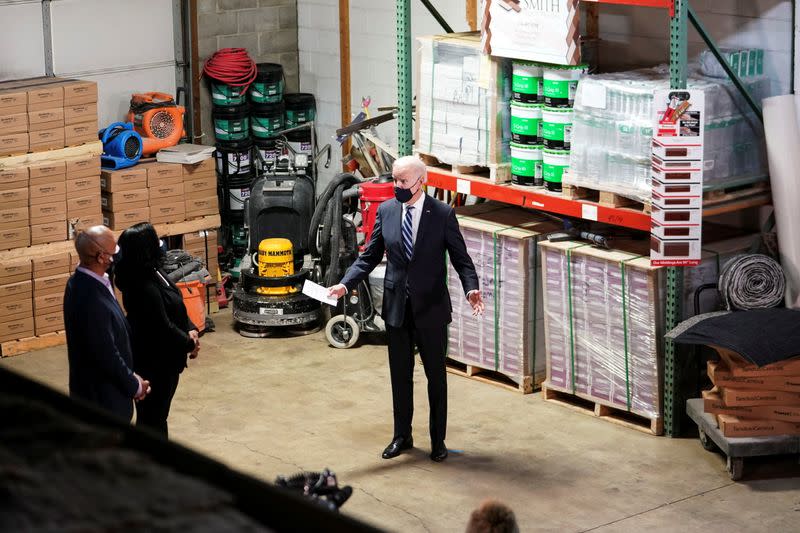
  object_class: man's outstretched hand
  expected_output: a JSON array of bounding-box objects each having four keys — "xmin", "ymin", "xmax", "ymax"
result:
[
  {"xmin": 328, "ymin": 284, "xmax": 347, "ymax": 299},
  {"xmin": 468, "ymin": 290, "xmax": 485, "ymax": 316}
]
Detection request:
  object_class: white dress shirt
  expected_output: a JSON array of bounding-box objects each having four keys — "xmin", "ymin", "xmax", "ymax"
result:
[{"xmin": 401, "ymin": 191, "xmax": 425, "ymax": 246}]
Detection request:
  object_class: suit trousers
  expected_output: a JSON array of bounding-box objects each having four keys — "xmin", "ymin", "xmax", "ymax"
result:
[
  {"xmin": 136, "ymin": 370, "xmax": 180, "ymax": 437},
  {"xmin": 386, "ymin": 300, "xmax": 448, "ymax": 447}
]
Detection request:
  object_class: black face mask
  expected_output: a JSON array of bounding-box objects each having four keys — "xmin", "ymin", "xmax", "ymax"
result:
[{"xmin": 394, "ymin": 176, "xmax": 421, "ymax": 203}]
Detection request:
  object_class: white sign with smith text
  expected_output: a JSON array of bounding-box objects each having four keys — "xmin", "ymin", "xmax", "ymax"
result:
[{"xmin": 481, "ymin": 0, "xmax": 580, "ymax": 65}]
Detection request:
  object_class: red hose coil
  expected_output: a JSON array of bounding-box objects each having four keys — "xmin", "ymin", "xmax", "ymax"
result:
[{"xmin": 202, "ymin": 48, "xmax": 257, "ymax": 92}]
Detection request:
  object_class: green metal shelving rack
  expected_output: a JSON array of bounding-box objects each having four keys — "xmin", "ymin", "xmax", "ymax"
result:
[{"xmin": 395, "ymin": 0, "xmax": 771, "ymax": 436}]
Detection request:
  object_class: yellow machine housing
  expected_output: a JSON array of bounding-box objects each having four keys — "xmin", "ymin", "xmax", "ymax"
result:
[{"xmin": 256, "ymin": 238, "xmax": 298, "ymax": 295}]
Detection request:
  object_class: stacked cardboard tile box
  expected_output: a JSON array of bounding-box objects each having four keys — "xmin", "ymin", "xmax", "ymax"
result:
[
  {"xmin": 702, "ymin": 347, "xmax": 800, "ymax": 438},
  {"xmin": 32, "ymin": 254, "xmax": 69, "ymax": 336},
  {"xmin": 0, "ymin": 259, "xmax": 34, "ymax": 343},
  {"xmin": 101, "ymin": 158, "xmax": 218, "ymax": 231},
  {"xmin": 0, "ymin": 77, "xmax": 98, "ymax": 157},
  {"xmin": 181, "ymin": 229, "xmax": 219, "ymax": 313},
  {"xmin": 446, "ymin": 204, "xmax": 558, "ymax": 391}
]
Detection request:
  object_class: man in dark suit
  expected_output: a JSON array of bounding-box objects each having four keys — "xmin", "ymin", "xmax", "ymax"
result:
[
  {"xmin": 63, "ymin": 225, "xmax": 149, "ymax": 421},
  {"xmin": 329, "ymin": 156, "xmax": 484, "ymax": 462}
]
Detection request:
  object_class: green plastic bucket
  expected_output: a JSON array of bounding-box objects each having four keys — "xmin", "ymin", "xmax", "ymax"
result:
[
  {"xmin": 208, "ymin": 78, "xmax": 247, "ymax": 107},
  {"xmin": 543, "ymin": 66, "xmax": 585, "ymax": 108},
  {"xmin": 248, "ymin": 63, "xmax": 284, "ymax": 104},
  {"xmin": 283, "ymin": 93, "xmax": 317, "ymax": 128},
  {"xmin": 510, "ymin": 143, "xmax": 543, "ymax": 187},
  {"xmin": 510, "ymin": 102, "xmax": 542, "ymax": 145},
  {"xmin": 212, "ymin": 104, "xmax": 249, "ymax": 141},
  {"xmin": 543, "ymin": 149, "xmax": 570, "ymax": 192},
  {"xmin": 542, "ymin": 107, "xmax": 573, "ymax": 150},
  {"xmin": 512, "ymin": 61, "xmax": 542, "ymax": 104},
  {"xmin": 251, "ymin": 102, "xmax": 285, "ymax": 139}
]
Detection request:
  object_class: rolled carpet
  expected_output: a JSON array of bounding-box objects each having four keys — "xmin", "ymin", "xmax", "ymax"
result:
[{"xmin": 718, "ymin": 254, "xmax": 785, "ymax": 311}]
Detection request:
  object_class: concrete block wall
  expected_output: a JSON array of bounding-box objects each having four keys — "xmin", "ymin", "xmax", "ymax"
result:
[
  {"xmin": 298, "ymin": 0, "xmax": 469, "ymax": 191},
  {"xmin": 597, "ymin": 0, "xmax": 794, "ymax": 95},
  {"xmin": 197, "ymin": 0, "xmax": 299, "ymax": 145}
]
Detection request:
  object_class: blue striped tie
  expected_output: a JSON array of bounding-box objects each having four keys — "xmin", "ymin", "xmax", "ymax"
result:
[{"xmin": 402, "ymin": 206, "xmax": 414, "ymax": 261}]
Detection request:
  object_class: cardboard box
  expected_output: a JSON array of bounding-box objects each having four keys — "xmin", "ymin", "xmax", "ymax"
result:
[
  {"xmin": 0, "ymin": 226, "xmax": 30, "ymax": 249},
  {"xmin": 58, "ymin": 79, "xmax": 98, "ymax": 106},
  {"xmin": 0, "ymin": 280, "xmax": 32, "ymax": 303},
  {"xmin": 141, "ymin": 162, "xmax": 183, "ymax": 186},
  {"xmin": 29, "ymin": 127, "xmax": 65, "ymax": 152},
  {"xmin": 0, "ymin": 166, "xmax": 28, "ymax": 191},
  {"xmin": 720, "ymin": 387, "xmax": 800, "ymax": 407},
  {"xmin": 149, "ymin": 182, "xmax": 185, "ymax": 205},
  {"xmin": 65, "ymin": 121, "xmax": 98, "ymax": 146},
  {"xmin": 714, "ymin": 346, "xmax": 800, "ymax": 378},
  {"xmin": 149, "ymin": 203, "xmax": 186, "ymax": 224},
  {"xmin": 65, "ymin": 102, "xmax": 98, "ymax": 125},
  {"xmin": 31, "ymin": 221, "xmax": 67, "ymax": 245},
  {"xmin": 703, "ymin": 389, "xmax": 800, "ymax": 423},
  {"xmin": 69, "ymin": 214, "xmax": 104, "ymax": 236},
  {"xmin": 0, "ymin": 187, "xmax": 28, "ymax": 209},
  {"xmin": 33, "ymin": 253, "xmax": 70, "ymax": 278},
  {"xmin": 69, "ymin": 253, "xmax": 79, "ymax": 272},
  {"xmin": 0, "ymin": 206, "xmax": 29, "ymax": 230},
  {"xmin": 0, "ymin": 132, "xmax": 28, "ymax": 156},
  {"xmin": 183, "ymin": 230, "xmax": 217, "ymax": 248},
  {"xmin": 33, "ymin": 273, "xmax": 69, "ymax": 298},
  {"xmin": 185, "ymin": 196, "xmax": 219, "ymax": 218},
  {"xmin": 66, "ymin": 155, "xmax": 101, "ymax": 179},
  {"xmin": 30, "ymin": 160, "xmax": 67, "ymax": 181},
  {"xmin": 717, "ymin": 414, "xmax": 800, "ymax": 438},
  {"xmin": 103, "ymin": 207, "xmax": 150, "ymax": 230},
  {"xmin": 0, "ymin": 298, "xmax": 33, "ymax": 321},
  {"xmin": 28, "ymin": 107, "xmax": 65, "ymax": 132},
  {"xmin": 29, "ymin": 181, "xmax": 67, "ymax": 204},
  {"xmin": 0, "ymin": 316, "xmax": 34, "ymax": 343},
  {"xmin": 35, "ymin": 311, "xmax": 64, "ymax": 335},
  {"xmin": 68, "ymin": 195, "xmax": 101, "ymax": 215},
  {"xmin": 66, "ymin": 175, "xmax": 101, "ymax": 199},
  {"xmin": 100, "ymin": 167, "xmax": 147, "ymax": 192},
  {"xmin": 0, "ymin": 112, "xmax": 27, "ymax": 135},
  {"xmin": 709, "ymin": 361, "xmax": 800, "ymax": 394},
  {"xmin": 0, "ymin": 258, "xmax": 31, "ymax": 285},
  {"xmin": 0, "ymin": 87, "xmax": 27, "ymax": 114},
  {"xmin": 182, "ymin": 158, "xmax": 215, "ymax": 176},
  {"xmin": 34, "ymin": 291, "xmax": 65, "ymax": 315},
  {"xmin": 30, "ymin": 200, "xmax": 67, "ymax": 225},
  {"xmin": 184, "ymin": 175, "xmax": 216, "ymax": 197},
  {"xmin": 26, "ymin": 83, "xmax": 64, "ymax": 111},
  {"xmin": 101, "ymin": 189, "xmax": 149, "ymax": 211}
]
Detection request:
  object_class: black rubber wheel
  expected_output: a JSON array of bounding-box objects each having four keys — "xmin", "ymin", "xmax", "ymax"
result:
[
  {"xmin": 325, "ymin": 315, "xmax": 359, "ymax": 349},
  {"xmin": 699, "ymin": 428, "xmax": 716, "ymax": 451},
  {"xmin": 727, "ymin": 456, "xmax": 744, "ymax": 481}
]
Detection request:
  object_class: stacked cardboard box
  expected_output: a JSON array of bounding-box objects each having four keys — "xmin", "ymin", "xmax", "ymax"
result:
[
  {"xmin": 702, "ymin": 347, "xmax": 800, "ymax": 437},
  {"xmin": 29, "ymin": 160, "xmax": 67, "ymax": 245},
  {"xmin": 141, "ymin": 162, "xmax": 186, "ymax": 224},
  {"xmin": 0, "ymin": 258, "xmax": 34, "ymax": 343},
  {"xmin": 182, "ymin": 230, "xmax": 219, "ymax": 278},
  {"xmin": 32, "ymin": 254, "xmax": 69, "ymax": 335},
  {"xmin": 101, "ymin": 166, "xmax": 149, "ymax": 231},
  {"xmin": 66, "ymin": 154, "xmax": 102, "ymax": 233},
  {"xmin": 0, "ymin": 77, "xmax": 98, "ymax": 156},
  {"xmin": 0, "ymin": 165, "xmax": 31, "ymax": 248},
  {"xmin": 182, "ymin": 159, "xmax": 218, "ymax": 220},
  {"xmin": 446, "ymin": 204, "xmax": 557, "ymax": 389}
]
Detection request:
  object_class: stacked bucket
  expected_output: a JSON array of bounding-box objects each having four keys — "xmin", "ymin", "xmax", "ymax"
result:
[{"xmin": 510, "ymin": 62, "xmax": 585, "ymax": 193}]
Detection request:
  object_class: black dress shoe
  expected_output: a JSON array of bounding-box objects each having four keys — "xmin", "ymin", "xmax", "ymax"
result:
[
  {"xmin": 430, "ymin": 445, "xmax": 448, "ymax": 462},
  {"xmin": 382, "ymin": 436, "xmax": 413, "ymax": 459}
]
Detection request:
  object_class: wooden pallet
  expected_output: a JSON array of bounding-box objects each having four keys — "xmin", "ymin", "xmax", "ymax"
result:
[
  {"xmin": 562, "ymin": 185, "xmax": 651, "ymax": 214},
  {"xmin": 542, "ymin": 383, "xmax": 664, "ymax": 435},
  {"xmin": 418, "ymin": 152, "xmax": 511, "ymax": 184},
  {"xmin": 1, "ymin": 331, "xmax": 66, "ymax": 357},
  {"xmin": 446, "ymin": 358, "xmax": 542, "ymax": 394}
]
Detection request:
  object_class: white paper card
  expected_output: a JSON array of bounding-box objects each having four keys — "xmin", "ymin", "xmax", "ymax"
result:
[
  {"xmin": 302, "ymin": 279, "xmax": 339, "ymax": 307},
  {"xmin": 457, "ymin": 178, "xmax": 471, "ymax": 195},
  {"xmin": 581, "ymin": 204, "xmax": 598, "ymax": 221}
]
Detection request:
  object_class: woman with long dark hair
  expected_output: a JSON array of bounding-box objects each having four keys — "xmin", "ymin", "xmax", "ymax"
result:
[{"xmin": 115, "ymin": 222, "xmax": 200, "ymax": 436}]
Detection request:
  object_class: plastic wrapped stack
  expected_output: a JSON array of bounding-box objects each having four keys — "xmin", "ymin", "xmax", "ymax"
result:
[{"xmin": 568, "ymin": 65, "xmax": 770, "ymax": 203}]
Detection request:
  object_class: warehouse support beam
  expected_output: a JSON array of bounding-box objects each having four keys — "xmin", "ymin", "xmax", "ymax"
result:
[{"xmin": 397, "ymin": 0, "xmax": 413, "ymax": 156}]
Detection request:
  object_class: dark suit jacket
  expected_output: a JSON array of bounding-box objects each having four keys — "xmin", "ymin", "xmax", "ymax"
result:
[
  {"xmin": 341, "ymin": 195, "xmax": 479, "ymax": 329},
  {"xmin": 63, "ymin": 269, "xmax": 139, "ymax": 420},
  {"xmin": 121, "ymin": 269, "xmax": 196, "ymax": 379}
]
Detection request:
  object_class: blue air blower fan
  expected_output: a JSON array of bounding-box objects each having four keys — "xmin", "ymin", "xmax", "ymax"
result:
[{"xmin": 99, "ymin": 122, "xmax": 143, "ymax": 169}]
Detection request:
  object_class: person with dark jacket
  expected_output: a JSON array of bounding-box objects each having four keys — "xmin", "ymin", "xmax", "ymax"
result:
[
  {"xmin": 115, "ymin": 222, "xmax": 200, "ymax": 437},
  {"xmin": 328, "ymin": 156, "xmax": 484, "ymax": 462},
  {"xmin": 64, "ymin": 226, "xmax": 150, "ymax": 420}
]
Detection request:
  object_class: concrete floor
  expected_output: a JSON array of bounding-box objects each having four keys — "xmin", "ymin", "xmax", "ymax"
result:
[{"xmin": 3, "ymin": 308, "xmax": 800, "ymax": 532}]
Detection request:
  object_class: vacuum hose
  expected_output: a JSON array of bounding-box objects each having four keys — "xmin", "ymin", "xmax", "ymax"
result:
[{"xmin": 202, "ymin": 48, "xmax": 257, "ymax": 90}]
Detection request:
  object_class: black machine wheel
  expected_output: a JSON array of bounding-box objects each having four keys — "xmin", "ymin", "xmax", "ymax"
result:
[
  {"xmin": 325, "ymin": 315, "xmax": 359, "ymax": 349},
  {"xmin": 698, "ymin": 428, "xmax": 717, "ymax": 452},
  {"xmin": 726, "ymin": 456, "xmax": 744, "ymax": 481}
]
